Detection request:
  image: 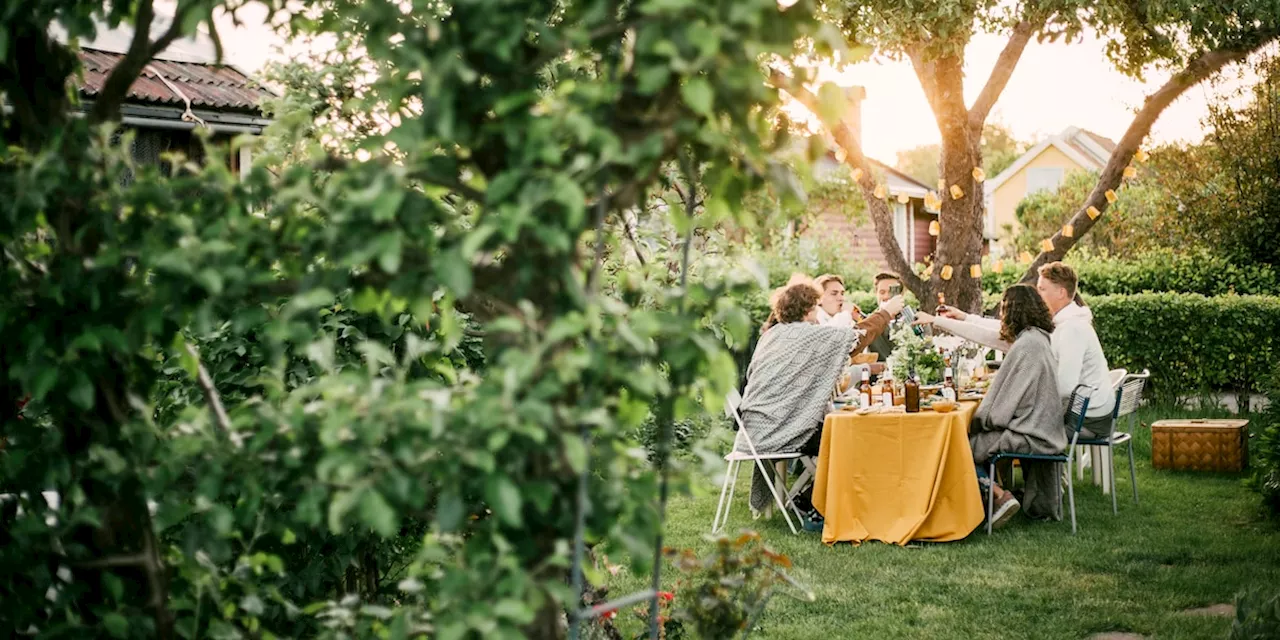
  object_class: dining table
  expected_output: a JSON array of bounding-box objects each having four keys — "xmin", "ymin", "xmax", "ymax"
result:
[{"xmin": 811, "ymin": 401, "xmax": 985, "ymax": 545}]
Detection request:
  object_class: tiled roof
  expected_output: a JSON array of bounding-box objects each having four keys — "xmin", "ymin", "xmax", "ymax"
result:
[
  {"xmin": 1080, "ymin": 129, "xmax": 1118, "ymax": 154},
  {"xmin": 77, "ymin": 48, "xmax": 274, "ymax": 114}
]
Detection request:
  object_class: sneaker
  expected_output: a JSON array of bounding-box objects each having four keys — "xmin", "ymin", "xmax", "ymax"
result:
[
  {"xmin": 990, "ymin": 493, "xmax": 1021, "ymax": 530},
  {"xmin": 800, "ymin": 509, "xmax": 824, "ymax": 533}
]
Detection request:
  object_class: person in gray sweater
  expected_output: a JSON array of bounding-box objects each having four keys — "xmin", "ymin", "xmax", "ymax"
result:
[{"xmin": 968, "ymin": 285, "xmax": 1066, "ymax": 528}]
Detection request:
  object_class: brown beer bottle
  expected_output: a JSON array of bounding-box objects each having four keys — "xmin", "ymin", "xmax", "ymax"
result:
[
  {"xmin": 881, "ymin": 371, "xmax": 895, "ymax": 407},
  {"xmin": 858, "ymin": 368, "xmax": 873, "ymax": 408},
  {"xmin": 905, "ymin": 367, "xmax": 921, "ymax": 413}
]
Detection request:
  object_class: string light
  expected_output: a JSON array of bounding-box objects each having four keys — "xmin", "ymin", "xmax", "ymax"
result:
[
  {"xmin": 851, "ymin": 167, "xmax": 864, "ymax": 181},
  {"xmin": 1019, "ymin": 251, "xmax": 1033, "ymax": 264},
  {"xmin": 972, "ymin": 167, "xmax": 985, "ymax": 182},
  {"xmin": 993, "ymin": 259, "xmax": 1005, "ymax": 273},
  {"xmin": 949, "ymin": 184, "xmax": 964, "ymax": 200},
  {"xmin": 928, "ymin": 220, "xmax": 940, "ymax": 236},
  {"xmin": 937, "ymin": 179, "xmax": 946, "ymax": 192},
  {"xmin": 835, "ymin": 147, "xmax": 847, "ymax": 162},
  {"xmin": 1040, "ymin": 238, "xmax": 1054, "ymax": 252},
  {"xmin": 1105, "ymin": 189, "xmax": 1118, "ymax": 203},
  {"xmin": 1087, "ymin": 206, "xmax": 1101, "ymax": 220},
  {"xmin": 1123, "ymin": 166, "xmax": 1138, "ymax": 179},
  {"xmin": 874, "ymin": 185, "xmax": 887, "ymax": 200},
  {"xmin": 1135, "ymin": 148, "xmax": 1149, "ymax": 162},
  {"xmin": 940, "ymin": 265, "xmax": 954, "ymax": 280},
  {"xmin": 970, "ymin": 264, "xmax": 982, "ymax": 278},
  {"xmin": 1062, "ymin": 224, "xmax": 1074, "ymax": 238},
  {"xmin": 897, "ymin": 193, "xmax": 910, "ymax": 204}
]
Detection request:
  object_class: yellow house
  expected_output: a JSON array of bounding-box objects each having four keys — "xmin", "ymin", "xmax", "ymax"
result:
[{"xmin": 983, "ymin": 126, "xmax": 1116, "ymax": 254}]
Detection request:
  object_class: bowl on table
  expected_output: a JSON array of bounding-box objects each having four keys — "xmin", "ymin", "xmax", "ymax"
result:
[{"xmin": 931, "ymin": 400, "xmax": 958, "ymax": 413}]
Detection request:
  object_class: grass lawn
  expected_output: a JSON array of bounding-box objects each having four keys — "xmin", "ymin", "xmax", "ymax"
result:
[{"xmin": 607, "ymin": 404, "xmax": 1280, "ymax": 639}]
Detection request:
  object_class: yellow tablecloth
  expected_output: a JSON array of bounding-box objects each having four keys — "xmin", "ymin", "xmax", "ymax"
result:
[{"xmin": 812, "ymin": 402, "xmax": 984, "ymax": 545}]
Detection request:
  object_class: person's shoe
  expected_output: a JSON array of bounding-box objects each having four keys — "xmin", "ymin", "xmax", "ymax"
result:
[
  {"xmin": 990, "ymin": 493, "xmax": 1021, "ymax": 530},
  {"xmin": 800, "ymin": 508, "xmax": 824, "ymax": 533}
]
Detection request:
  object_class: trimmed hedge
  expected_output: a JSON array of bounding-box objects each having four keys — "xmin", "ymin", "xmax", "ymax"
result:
[
  {"xmin": 980, "ymin": 249, "xmax": 1280, "ymax": 297},
  {"xmin": 1090, "ymin": 293, "xmax": 1280, "ymax": 403}
]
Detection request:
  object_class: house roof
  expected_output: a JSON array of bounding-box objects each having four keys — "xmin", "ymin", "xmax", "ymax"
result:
[
  {"xmin": 77, "ymin": 48, "xmax": 274, "ymax": 114},
  {"xmin": 985, "ymin": 126, "xmax": 1115, "ymax": 194}
]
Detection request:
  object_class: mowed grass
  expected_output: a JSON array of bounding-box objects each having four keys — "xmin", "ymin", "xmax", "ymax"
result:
[{"xmin": 608, "ymin": 404, "xmax": 1280, "ymax": 639}]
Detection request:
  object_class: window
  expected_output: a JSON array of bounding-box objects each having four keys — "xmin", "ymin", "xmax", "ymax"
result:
[{"xmin": 1026, "ymin": 167, "xmax": 1065, "ymax": 194}]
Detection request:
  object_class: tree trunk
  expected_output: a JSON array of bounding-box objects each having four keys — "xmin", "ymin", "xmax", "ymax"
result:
[{"xmin": 926, "ymin": 56, "xmax": 986, "ymax": 314}]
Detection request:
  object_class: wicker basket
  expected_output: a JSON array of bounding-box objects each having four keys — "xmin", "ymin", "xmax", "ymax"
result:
[{"xmin": 1150, "ymin": 419, "xmax": 1249, "ymax": 472}]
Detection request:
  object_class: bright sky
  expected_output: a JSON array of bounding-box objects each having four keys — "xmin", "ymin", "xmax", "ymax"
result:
[{"xmin": 206, "ymin": 7, "xmax": 1237, "ymax": 164}]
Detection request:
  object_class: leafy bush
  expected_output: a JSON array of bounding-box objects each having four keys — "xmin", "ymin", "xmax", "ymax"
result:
[
  {"xmin": 1231, "ymin": 587, "xmax": 1280, "ymax": 640},
  {"xmin": 1089, "ymin": 293, "xmax": 1280, "ymax": 403},
  {"xmin": 979, "ymin": 248, "xmax": 1280, "ymax": 297},
  {"xmin": 1250, "ymin": 369, "xmax": 1280, "ymax": 517}
]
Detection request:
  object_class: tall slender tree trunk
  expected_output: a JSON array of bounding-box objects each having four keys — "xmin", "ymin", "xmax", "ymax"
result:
[{"xmin": 928, "ymin": 56, "xmax": 986, "ymax": 313}]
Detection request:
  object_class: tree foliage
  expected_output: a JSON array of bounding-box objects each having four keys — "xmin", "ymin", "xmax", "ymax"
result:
[{"xmin": 0, "ymin": 0, "xmax": 820, "ymax": 637}]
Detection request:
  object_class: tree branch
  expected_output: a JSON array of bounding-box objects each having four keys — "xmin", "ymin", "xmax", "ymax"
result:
[
  {"xmin": 968, "ymin": 20, "xmax": 1038, "ymax": 131},
  {"xmin": 185, "ymin": 344, "xmax": 233, "ymax": 440},
  {"xmin": 1017, "ymin": 34, "xmax": 1280, "ymax": 283},
  {"xmin": 905, "ymin": 48, "xmax": 948, "ymax": 133},
  {"xmin": 89, "ymin": 0, "xmax": 202, "ymax": 123},
  {"xmin": 768, "ymin": 68, "xmax": 925, "ymax": 296}
]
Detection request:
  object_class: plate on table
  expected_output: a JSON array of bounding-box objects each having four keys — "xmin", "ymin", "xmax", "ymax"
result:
[{"xmin": 959, "ymin": 391, "xmax": 985, "ymax": 401}]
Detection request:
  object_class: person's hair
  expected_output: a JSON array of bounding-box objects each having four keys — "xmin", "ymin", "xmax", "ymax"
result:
[
  {"xmin": 774, "ymin": 282, "xmax": 822, "ymax": 324},
  {"xmin": 1038, "ymin": 261, "xmax": 1078, "ymax": 299},
  {"xmin": 815, "ymin": 273, "xmax": 844, "ymax": 291},
  {"xmin": 999, "ymin": 284, "xmax": 1055, "ymax": 343},
  {"xmin": 874, "ymin": 272, "xmax": 901, "ymax": 285}
]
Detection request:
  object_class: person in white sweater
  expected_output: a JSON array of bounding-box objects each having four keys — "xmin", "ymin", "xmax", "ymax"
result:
[
  {"xmin": 814, "ymin": 273, "xmax": 861, "ymax": 327},
  {"xmin": 916, "ymin": 262, "xmax": 1116, "ymax": 437}
]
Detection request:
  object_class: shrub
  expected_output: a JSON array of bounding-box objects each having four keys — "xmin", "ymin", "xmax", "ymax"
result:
[
  {"xmin": 1089, "ymin": 294, "xmax": 1280, "ymax": 404},
  {"xmin": 1231, "ymin": 587, "xmax": 1280, "ymax": 640},
  {"xmin": 979, "ymin": 248, "xmax": 1280, "ymax": 297},
  {"xmin": 1250, "ymin": 368, "xmax": 1280, "ymax": 517}
]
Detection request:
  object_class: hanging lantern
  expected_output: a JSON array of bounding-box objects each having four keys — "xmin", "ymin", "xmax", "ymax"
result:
[
  {"xmin": 897, "ymin": 193, "xmax": 910, "ymax": 204},
  {"xmin": 972, "ymin": 167, "xmax": 985, "ymax": 182},
  {"xmin": 970, "ymin": 264, "xmax": 982, "ymax": 278},
  {"xmin": 874, "ymin": 184, "xmax": 887, "ymax": 199},
  {"xmin": 1087, "ymin": 206, "xmax": 1101, "ymax": 220},
  {"xmin": 1105, "ymin": 189, "xmax": 1118, "ymax": 203},
  {"xmin": 928, "ymin": 220, "xmax": 940, "ymax": 236},
  {"xmin": 852, "ymin": 167, "xmax": 864, "ymax": 181},
  {"xmin": 940, "ymin": 265, "xmax": 954, "ymax": 280},
  {"xmin": 1123, "ymin": 166, "xmax": 1138, "ymax": 179},
  {"xmin": 1040, "ymin": 238, "xmax": 1054, "ymax": 252},
  {"xmin": 993, "ymin": 259, "xmax": 1005, "ymax": 273},
  {"xmin": 1062, "ymin": 224, "xmax": 1074, "ymax": 238},
  {"xmin": 1019, "ymin": 251, "xmax": 1033, "ymax": 264},
  {"xmin": 1135, "ymin": 148, "xmax": 1149, "ymax": 162},
  {"xmin": 949, "ymin": 184, "xmax": 964, "ymax": 200},
  {"xmin": 835, "ymin": 147, "xmax": 848, "ymax": 162}
]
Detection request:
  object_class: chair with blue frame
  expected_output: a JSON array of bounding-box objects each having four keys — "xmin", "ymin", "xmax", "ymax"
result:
[
  {"xmin": 1078, "ymin": 370, "xmax": 1148, "ymax": 513},
  {"xmin": 985, "ymin": 383, "xmax": 1095, "ymax": 535}
]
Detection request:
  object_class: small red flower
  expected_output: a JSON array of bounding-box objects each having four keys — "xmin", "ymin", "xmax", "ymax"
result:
[
  {"xmin": 602, "ymin": 610, "xmax": 617, "ymax": 620},
  {"xmin": 658, "ymin": 591, "xmax": 674, "ymax": 602}
]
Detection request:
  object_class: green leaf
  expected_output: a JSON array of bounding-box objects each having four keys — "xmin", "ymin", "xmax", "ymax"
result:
[
  {"xmin": 485, "ymin": 476, "xmax": 523, "ymax": 527},
  {"xmin": 817, "ymin": 82, "xmax": 847, "ymax": 126},
  {"xmin": 436, "ymin": 248, "xmax": 473, "ymax": 297},
  {"xmin": 436, "ymin": 490, "xmax": 464, "ymax": 532},
  {"xmin": 493, "ymin": 599, "xmax": 535, "ymax": 624},
  {"xmin": 103, "ymin": 613, "xmax": 129, "ymax": 638},
  {"xmin": 376, "ymin": 232, "xmax": 403, "ymax": 274},
  {"xmin": 681, "ymin": 77, "xmax": 714, "ymax": 116},
  {"xmin": 360, "ymin": 489, "xmax": 399, "ymax": 537},
  {"xmin": 328, "ymin": 488, "xmax": 363, "ymax": 534},
  {"xmin": 69, "ymin": 372, "xmax": 95, "ymax": 410}
]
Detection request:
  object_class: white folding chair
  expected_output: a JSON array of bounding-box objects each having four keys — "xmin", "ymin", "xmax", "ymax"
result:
[
  {"xmin": 1109, "ymin": 370, "xmax": 1149, "ymax": 506},
  {"xmin": 711, "ymin": 389, "xmax": 805, "ymax": 535}
]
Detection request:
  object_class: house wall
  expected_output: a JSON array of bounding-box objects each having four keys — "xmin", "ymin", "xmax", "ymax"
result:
[{"xmin": 990, "ymin": 145, "xmax": 1083, "ymax": 239}]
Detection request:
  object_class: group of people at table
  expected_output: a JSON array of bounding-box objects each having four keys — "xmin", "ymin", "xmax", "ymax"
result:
[{"xmin": 738, "ymin": 262, "xmax": 1115, "ymax": 533}]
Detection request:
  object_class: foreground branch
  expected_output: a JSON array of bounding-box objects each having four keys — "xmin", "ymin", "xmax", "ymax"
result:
[
  {"xmin": 768, "ymin": 68, "xmax": 925, "ymax": 296},
  {"xmin": 89, "ymin": 0, "xmax": 201, "ymax": 123},
  {"xmin": 1017, "ymin": 33, "xmax": 1280, "ymax": 283},
  {"xmin": 968, "ymin": 20, "xmax": 1039, "ymax": 131},
  {"xmin": 185, "ymin": 344, "xmax": 232, "ymax": 439}
]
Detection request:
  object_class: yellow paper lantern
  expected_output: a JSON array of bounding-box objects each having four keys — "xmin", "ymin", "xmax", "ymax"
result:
[
  {"xmin": 1040, "ymin": 238, "xmax": 1055, "ymax": 252},
  {"xmin": 970, "ymin": 264, "xmax": 982, "ymax": 278},
  {"xmin": 940, "ymin": 265, "xmax": 954, "ymax": 281},
  {"xmin": 897, "ymin": 193, "xmax": 910, "ymax": 204},
  {"xmin": 851, "ymin": 167, "xmax": 864, "ymax": 181},
  {"xmin": 972, "ymin": 167, "xmax": 985, "ymax": 182},
  {"xmin": 928, "ymin": 220, "xmax": 940, "ymax": 236},
  {"xmin": 874, "ymin": 184, "xmax": 887, "ymax": 200},
  {"xmin": 1135, "ymin": 148, "xmax": 1149, "ymax": 162},
  {"xmin": 1019, "ymin": 251, "xmax": 1033, "ymax": 264},
  {"xmin": 835, "ymin": 147, "xmax": 848, "ymax": 162},
  {"xmin": 1105, "ymin": 189, "xmax": 1118, "ymax": 203},
  {"xmin": 1087, "ymin": 206, "xmax": 1101, "ymax": 220},
  {"xmin": 949, "ymin": 184, "xmax": 964, "ymax": 200},
  {"xmin": 1123, "ymin": 166, "xmax": 1138, "ymax": 179},
  {"xmin": 925, "ymin": 193, "xmax": 941, "ymax": 210},
  {"xmin": 993, "ymin": 259, "xmax": 1005, "ymax": 273},
  {"xmin": 1062, "ymin": 224, "xmax": 1074, "ymax": 238}
]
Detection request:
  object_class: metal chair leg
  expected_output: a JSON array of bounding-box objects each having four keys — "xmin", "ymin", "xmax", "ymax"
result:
[
  {"xmin": 986, "ymin": 460, "xmax": 996, "ymax": 535},
  {"xmin": 1066, "ymin": 453, "xmax": 1077, "ymax": 534},
  {"xmin": 712, "ymin": 460, "xmax": 736, "ymax": 533},
  {"xmin": 1128, "ymin": 440, "xmax": 1138, "ymax": 503},
  {"xmin": 753, "ymin": 458, "xmax": 799, "ymax": 534},
  {"xmin": 1110, "ymin": 445, "xmax": 1118, "ymax": 515}
]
